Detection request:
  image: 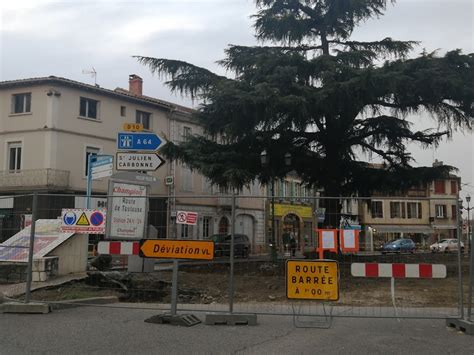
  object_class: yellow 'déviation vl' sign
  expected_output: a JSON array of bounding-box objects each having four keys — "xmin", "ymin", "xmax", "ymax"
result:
[
  {"xmin": 140, "ymin": 239, "xmax": 214, "ymax": 260},
  {"xmin": 286, "ymin": 260, "xmax": 339, "ymax": 301}
]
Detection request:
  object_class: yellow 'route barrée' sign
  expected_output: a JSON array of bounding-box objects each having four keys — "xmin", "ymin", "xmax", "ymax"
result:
[
  {"xmin": 139, "ymin": 239, "xmax": 214, "ymax": 260},
  {"xmin": 286, "ymin": 260, "xmax": 339, "ymax": 301}
]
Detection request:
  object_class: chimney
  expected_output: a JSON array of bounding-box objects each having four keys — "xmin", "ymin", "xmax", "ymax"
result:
[
  {"xmin": 129, "ymin": 74, "xmax": 143, "ymax": 96},
  {"xmin": 432, "ymin": 159, "xmax": 444, "ymax": 167}
]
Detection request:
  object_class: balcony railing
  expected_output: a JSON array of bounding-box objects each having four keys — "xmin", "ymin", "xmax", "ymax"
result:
[{"xmin": 0, "ymin": 169, "xmax": 70, "ymax": 191}]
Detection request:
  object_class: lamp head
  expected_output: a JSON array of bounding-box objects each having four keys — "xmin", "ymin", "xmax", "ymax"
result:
[{"xmin": 260, "ymin": 150, "xmax": 268, "ymax": 166}]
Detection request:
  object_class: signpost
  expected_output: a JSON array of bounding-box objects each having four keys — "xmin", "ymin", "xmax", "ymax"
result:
[
  {"xmin": 286, "ymin": 260, "xmax": 339, "ymax": 301},
  {"xmin": 116, "ymin": 152, "xmax": 165, "ymax": 171},
  {"xmin": 60, "ymin": 208, "xmax": 107, "ymax": 234},
  {"xmin": 86, "ymin": 154, "xmax": 113, "ymax": 208},
  {"xmin": 91, "ymin": 155, "xmax": 113, "ymax": 180},
  {"xmin": 117, "ymin": 132, "xmax": 164, "ymax": 151},
  {"xmin": 140, "ymin": 239, "xmax": 214, "ymax": 260}
]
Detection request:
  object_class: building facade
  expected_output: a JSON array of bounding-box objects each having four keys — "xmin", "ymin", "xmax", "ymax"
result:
[{"xmin": 0, "ymin": 75, "xmax": 266, "ymax": 251}]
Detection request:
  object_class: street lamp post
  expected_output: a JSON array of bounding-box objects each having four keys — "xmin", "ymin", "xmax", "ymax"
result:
[
  {"xmin": 260, "ymin": 151, "xmax": 292, "ymax": 264},
  {"xmin": 465, "ymin": 195, "xmax": 472, "ymax": 250},
  {"xmin": 463, "ymin": 195, "xmax": 474, "ymax": 321}
]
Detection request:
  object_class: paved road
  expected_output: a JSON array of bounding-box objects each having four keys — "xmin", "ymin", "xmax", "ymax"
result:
[{"xmin": 0, "ymin": 305, "xmax": 473, "ymax": 354}]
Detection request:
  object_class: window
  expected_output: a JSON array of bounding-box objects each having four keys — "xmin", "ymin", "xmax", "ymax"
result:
[
  {"xmin": 371, "ymin": 201, "xmax": 383, "ymax": 218},
  {"xmin": 435, "ymin": 204, "xmax": 447, "ymax": 218},
  {"xmin": 120, "ymin": 106, "xmax": 126, "ymax": 117},
  {"xmin": 8, "ymin": 142, "xmax": 22, "ymax": 172},
  {"xmin": 181, "ymin": 166, "xmax": 193, "ymax": 192},
  {"xmin": 451, "ymin": 205, "xmax": 457, "ymax": 220},
  {"xmin": 183, "ymin": 126, "xmax": 192, "ymax": 142},
  {"xmin": 450, "ymin": 181, "xmax": 458, "ymax": 194},
  {"xmin": 407, "ymin": 202, "xmax": 422, "ymax": 219},
  {"xmin": 345, "ymin": 199, "xmax": 353, "ymax": 214},
  {"xmin": 12, "ymin": 93, "xmax": 31, "ymax": 114},
  {"xmin": 390, "ymin": 202, "xmax": 405, "ymax": 218},
  {"xmin": 85, "ymin": 146, "xmax": 100, "ymax": 176},
  {"xmin": 284, "ymin": 181, "xmax": 290, "ymax": 198},
  {"xmin": 202, "ymin": 217, "xmax": 212, "ymax": 239},
  {"xmin": 202, "ymin": 178, "xmax": 213, "ymax": 194},
  {"xmin": 79, "ymin": 97, "xmax": 99, "ymax": 119},
  {"xmin": 136, "ymin": 110, "xmax": 151, "ymax": 129},
  {"xmin": 180, "ymin": 224, "xmax": 190, "ymax": 238},
  {"xmin": 434, "ymin": 180, "xmax": 445, "ymax": 194}
]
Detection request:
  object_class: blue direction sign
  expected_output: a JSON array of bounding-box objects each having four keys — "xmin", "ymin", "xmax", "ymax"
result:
[
  {"xmin": 91, "ymin": 155, "xmax": 113, "ymax": 168},
  {"xmin": 117, "ymin": 132, "xmax": 163, "ymax": 151}
]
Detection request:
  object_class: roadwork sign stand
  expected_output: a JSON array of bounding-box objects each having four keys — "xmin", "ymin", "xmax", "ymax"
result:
[
  {"xmin": 139, "ymin": 239, "xmax": 215, "ymax": 327},
  {"xmin": 286, "ymin": 259, "xmax": 339, "ymax": 329},
  {"xmin": 144, "ymin": 260, "xmax": 202, "ymax": 327},
  {"xmin": 291, "ymin": 302, "xmax": 334, "ymax": 329}
]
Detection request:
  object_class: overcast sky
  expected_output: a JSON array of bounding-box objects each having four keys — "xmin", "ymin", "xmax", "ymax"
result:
[{"xmin": 1, "ymin": 0, "xmax": 473, "ymax": 199}]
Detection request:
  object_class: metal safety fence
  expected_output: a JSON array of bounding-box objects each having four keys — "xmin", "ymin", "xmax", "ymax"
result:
[{"xmin": 0, "ymin": 192, "xmax": 472, "ymax": 323}]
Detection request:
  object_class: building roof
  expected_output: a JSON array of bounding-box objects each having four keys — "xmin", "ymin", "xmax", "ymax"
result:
[{"xmin": 0, "ymin": 76, "xmax": 195, "ymax": 115}]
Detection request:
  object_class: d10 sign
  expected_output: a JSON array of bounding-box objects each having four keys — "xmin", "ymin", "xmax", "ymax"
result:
[{"xmin": 286, "ymin": 260, "xmax": 339, "ymax": 301}]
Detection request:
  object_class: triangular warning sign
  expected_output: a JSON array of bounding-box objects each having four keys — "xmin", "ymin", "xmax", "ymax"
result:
[{"xmin": 76, "ymin": 212, "xmax": 90, "ymax": 226}]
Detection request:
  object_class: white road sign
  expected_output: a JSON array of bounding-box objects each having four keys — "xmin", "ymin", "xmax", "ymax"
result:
[
  {"xmin": 116, "ymin": 152, "xmax": 165, "ymax": 171},
  {"xmin": 108, "ymin": 182, "xmax": 147, "ymax": 240},
  {"xmin": 91, "ymin": 155, "xmax": 113, "ymax": 180}
]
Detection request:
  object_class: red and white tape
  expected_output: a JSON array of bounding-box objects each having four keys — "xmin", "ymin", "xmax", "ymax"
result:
[
  {"xmin": 97, "ymin": 241, "xmax": 140, "ymax": 255},
  {"xmin": 351, "ymin": 263, "xmax": 446, "ymax": 279}
]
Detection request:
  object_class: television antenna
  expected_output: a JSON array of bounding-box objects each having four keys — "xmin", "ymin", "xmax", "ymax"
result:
[{"xmin": 82, "ymin": 67, "xmax": 97, "ymax": 85}]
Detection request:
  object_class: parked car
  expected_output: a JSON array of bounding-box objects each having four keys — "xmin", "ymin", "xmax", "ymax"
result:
[
  {"xmin": 381, "ymin": 238, "xmax": 416, "ymax": 254},
  {"xmin": 430, "ymin": 239, "xmax": 464, "ymax": 253},
  {"xmin": 210, "ymin": 234, "xmax": 250, "ymax": 258}
]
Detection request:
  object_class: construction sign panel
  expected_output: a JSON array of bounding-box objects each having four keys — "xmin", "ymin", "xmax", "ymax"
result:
[
  {"xmin": 140, "ymin": 239, "xmax": 214, "ymax": 260},
  {"xmin": 108, "ymin": 182, "xmax": 147, "ymax": 240},
  {"xmin": 61, "ymin": 209, "xmax": 106, "ymax": 234},
  {"xmin": 176, "ymin": 211, "xmax": 198, "ymax": 225},
  {"xmin": 286, "ymin": 260, "xmax": 339, "ymax": 301}
]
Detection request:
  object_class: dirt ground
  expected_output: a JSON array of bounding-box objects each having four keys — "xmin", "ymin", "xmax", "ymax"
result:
[{"xmin": 29, "ymin": 253, "xmax": 471, "ymax": 308}]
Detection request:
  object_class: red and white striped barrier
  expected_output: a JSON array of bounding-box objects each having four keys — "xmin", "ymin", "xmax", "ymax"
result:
[
  {"xmin": 351, "ymin": 263, "xmax": 446, "ymax": 279},
  {"xmin": 97, "ymin": 241, "xmax": 140, "ymax": 255}
]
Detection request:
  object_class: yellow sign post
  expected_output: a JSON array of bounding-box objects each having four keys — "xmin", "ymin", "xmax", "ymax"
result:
[
  {"xmin": 140, "ymin": 239, "xmax": 214, "ymax": 260},
  {"xmin": 286, "ymin": 260, "xmax": 339, "ymax": 301},
  {"xmin": 123, "ymin": 123, "xmax": 144, "ymax": 132}
]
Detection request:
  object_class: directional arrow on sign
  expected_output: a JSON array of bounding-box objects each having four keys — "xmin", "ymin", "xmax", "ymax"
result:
[
  {"xmin": 139, "ymin": 239, "xmax": 214, "ymax": 260},
  {"xmin": 116, "ymin": 152, "xmax": 166, "ymax": 171},
  {"xmin": 117, "ymin": 132, "xmax": 165, "ymax": 151}
]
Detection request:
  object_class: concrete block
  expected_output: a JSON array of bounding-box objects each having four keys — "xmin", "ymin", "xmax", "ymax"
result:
[
  {"xmin": 145, "ymin": 313, "xmax": 201, "ymax": 327},
  {"xmin": 446, "ymin": 318, "xmax": 474, "ymax": 335},
  {"xmin": 1, "ymin": 302, "xmax": 51, "ymax": 314},
  {"xmin": 205, "ymin": 313, "xmax": 257, "ymax": 326}
]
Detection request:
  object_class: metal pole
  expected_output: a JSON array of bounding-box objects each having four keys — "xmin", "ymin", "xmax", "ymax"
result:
[
  {"xmin": 271, "ymin": 178, "xmax": 277, "ymax": 263},
  {"xmin": 228, "ymin": 190, "xmax": 236, "ymax": 313},
  {"xmin": 170, "ymin": 260, "xmax": 179, "ymax": 316},
  {"xmin": 467, "ymin": 201, "xmax": 473, "ymax": 321},
  {"xmin": 86, "ymin": 154, "xmax": 93, "ymax": 208},
  {"xmin": 456, "ymin": 199, "xmax": 464, "ymax": 319},
  {"xmin": 25, "ymin": 193, "xmax": 38, "ymax": 304}
]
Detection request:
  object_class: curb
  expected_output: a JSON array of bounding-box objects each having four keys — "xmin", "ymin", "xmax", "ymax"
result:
[{"xmin": 48, "ymin": 296, "xmax": 120, "ymax": 310}]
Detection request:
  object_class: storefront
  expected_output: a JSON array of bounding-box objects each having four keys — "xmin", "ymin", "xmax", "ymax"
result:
[{"xmin": 269, "ymin": 203, "xmax": 315, "ymax": 253}]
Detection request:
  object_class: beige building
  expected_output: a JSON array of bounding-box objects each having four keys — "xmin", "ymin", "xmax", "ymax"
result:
[
  {"xmin": 0, "ymin": 75, "xmax": 265, "ymax": 251},
  {"xmin": 359, "ymin": 171, "xmax": 460, "ymax": 249}
]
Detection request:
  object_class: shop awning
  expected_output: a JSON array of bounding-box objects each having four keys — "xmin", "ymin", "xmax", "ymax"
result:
[{"xmin": 371, "ymin": 225, "xmax": 433, "ymax": 234}]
